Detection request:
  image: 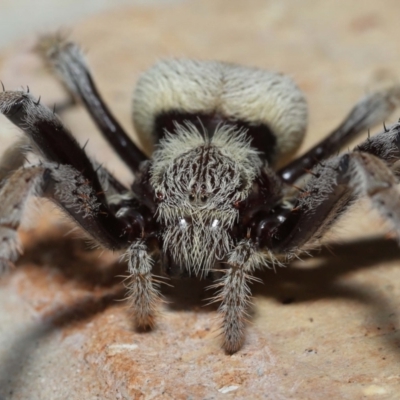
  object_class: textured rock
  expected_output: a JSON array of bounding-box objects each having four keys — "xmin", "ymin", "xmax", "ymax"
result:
[{"xmin": 1, "ymin": 0, "xmax": 400, "ymax": 399}]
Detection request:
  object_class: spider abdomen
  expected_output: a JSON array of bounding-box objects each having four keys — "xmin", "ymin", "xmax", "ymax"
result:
[{"xmin": 132, "ymin": 58, "xmax": 308, "ymax": 165}]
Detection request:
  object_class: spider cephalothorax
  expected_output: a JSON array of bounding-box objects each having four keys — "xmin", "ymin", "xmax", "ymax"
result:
[
  {"xmin": 1, "ymin": 35, "xmax": 400, "ymax": 353},
  {"xmin": 151, "ymin": 124, "xmax": 263, "ymax": 274}
]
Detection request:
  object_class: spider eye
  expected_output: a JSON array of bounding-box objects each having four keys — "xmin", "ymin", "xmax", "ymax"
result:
[
  {"xmin": 233, "ymin": 200, "xmax": 242, "ymax": 209},
  {"xmin": 156, "ymin": 192, "xmax": 164, "ymax": 201}
]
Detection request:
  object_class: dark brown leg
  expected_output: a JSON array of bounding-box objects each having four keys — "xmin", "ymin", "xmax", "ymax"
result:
[
  {"xmin": 261, "ymin": 123, "xmax": 400, "ymax": 254},
  {"xmin": 278, "ymin": 86, "xmax": 400, "ymax": 184},
  {"xmin": 0, "ymin": 91, "xmax": 143, "ymax": 249},
  {"xmin": 37, "ymin": 34, "xmax": 148, "ymax": 173},
  {"xmin": 0, "ymin": 162, "xmax": 135, "ymax": 274},
  {"xmin": 0, "ymin": 90, "xmax": 106, "ymax": 199}
]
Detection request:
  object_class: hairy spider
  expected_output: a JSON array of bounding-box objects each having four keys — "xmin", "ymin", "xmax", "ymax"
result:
[{"xmin": 1, "ymin": 35, "xmax": 400, "ymax": 353}]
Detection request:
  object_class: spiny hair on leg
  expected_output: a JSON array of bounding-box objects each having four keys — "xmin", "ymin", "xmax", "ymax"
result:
[
  {"xmin": 0, "ymin": 159, "xmax": 108, "ymax": 273},
  {"xmin": 0, "ymin": 165, "xmax": 47, "ymax": 273},
  {"xmin": 208, "ymin": 239, "xmax": 272, "ymax": 353},
  {"xmin": 347, "ymin": 151, "xmax": 400, "ymax": 242},
  {"xmin": 216, "ymin": 267, "xmax": 253, "ymax": 353},
  {"xmin": 49, "ymin": 163, "xmax": 102, "ymax": 218},
  {"xmin": 35, "ymin": 32, "xmax": 88, "ymax": 97},
  {"xmin": 124, "ymin": 240, "xmax": 161, "ymax": 329},
  {"xmin": 0, "ymin": 90, "xmax": 56, "ymax": 127}
]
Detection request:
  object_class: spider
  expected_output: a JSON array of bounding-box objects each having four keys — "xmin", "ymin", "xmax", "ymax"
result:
[{"xmin": 1, "ymin": 35, "xmax": 400, "ymax": 354}]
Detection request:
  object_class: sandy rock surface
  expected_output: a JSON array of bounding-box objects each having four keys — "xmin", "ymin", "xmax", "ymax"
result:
[{"xmin": 1, "ymin": 0, "xmax": 400, "ymax": 399}]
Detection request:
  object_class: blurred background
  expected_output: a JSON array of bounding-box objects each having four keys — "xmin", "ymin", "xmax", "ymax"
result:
[{"xmin": 0, "ymin": 0, "xmax": 179, "ymax": 49}]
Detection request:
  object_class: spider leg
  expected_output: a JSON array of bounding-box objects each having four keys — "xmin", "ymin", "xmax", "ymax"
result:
[
  {"xmin": 125, "ymin": 240, "xmax": 160, "ymax": 330},
  {"xmin": 0, "ymin": 162, "xmax": 135, "ymax": 268},
  {"xmin": 90, "ymin": 158, "xmax": 130, "ymax": 199},
  {"xmin": 0, "ymin": 166, "xmax": 43, "ymax": 271},
  {"xmin": 263, "ymin": 122, "xmax": 400, "ymax": 254},
  {"xmin": 36, "ymin": 34, "xmax": 148, "ymax": 173},
  {"xmin": 0, "ymin": 91, "xmax": 106, "ymax": 196},
  {"xmin": 219, "ymin": 123, "xmax": 400, "ymax": 353},
  {"xmin": 0, "ymin": 89, "xmax": 130, "ymax": 196},
  {"xmin": 0, "ymin": 91, "xmax": 144, "ymax": 249},
  {"xmin": 0, "ymin": 137, "xmax": 30, "ymax": 183},
  {"xmin": 279, "ymin": 85, "xmax": 400, "ymax": 184},
  {"xmin": 0, "ymin": 134, "xmax": 128, "ymax": 200},
  {"xmin": 208, "ymin": 239, "xmax": 268, "ymax": 353}
]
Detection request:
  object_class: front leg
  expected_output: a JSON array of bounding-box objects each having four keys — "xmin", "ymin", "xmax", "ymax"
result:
[
  {"xmin": 125, "ymin": 240, "xmax": 161, "ymax": 330},
  {"xmin": 212, "ymin": 239, "xmax": 269, "ymax": 353}
]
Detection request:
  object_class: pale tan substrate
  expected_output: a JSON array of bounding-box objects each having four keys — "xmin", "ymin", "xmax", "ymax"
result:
[{"xmin": 1, "ymin": 1, "xmax": 400, "ymax": 399}]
